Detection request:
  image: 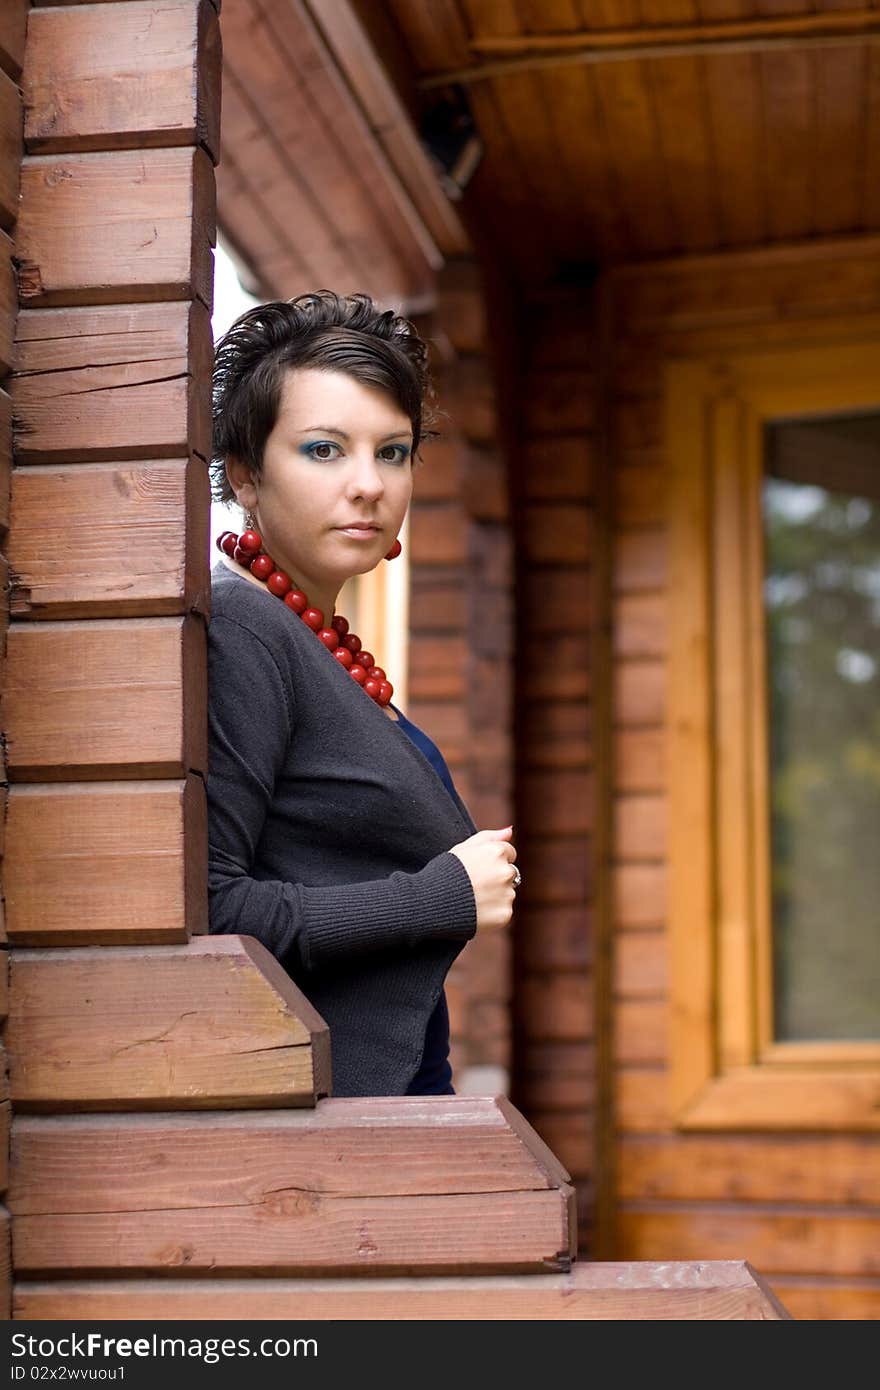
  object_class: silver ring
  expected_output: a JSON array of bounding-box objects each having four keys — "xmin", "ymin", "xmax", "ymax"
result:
[{"xmin": 512, "ymin": 868, "xmax": 522, "ymax": 889}]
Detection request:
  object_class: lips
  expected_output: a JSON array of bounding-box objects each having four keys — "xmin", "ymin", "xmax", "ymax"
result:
[{"xmin": 336, "ymin": 523, "xmax": 381, "ymax": 535}]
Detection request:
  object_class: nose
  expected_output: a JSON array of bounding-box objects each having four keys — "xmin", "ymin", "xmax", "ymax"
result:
[{"xmin": 345, "ymin": 449, "xmax": 384, "ymax": 503}]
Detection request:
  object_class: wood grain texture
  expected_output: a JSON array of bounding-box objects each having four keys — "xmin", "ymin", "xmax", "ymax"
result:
[
  {"xmin": 5, "ymin": 778, "xmax": 206, "ymax": 946},
  {"xmin": 0, "ymin": 1102, "xmax": 8, "ymax": 1194},
  {"xmin": 7, "ymin": 936, "xmax": 330, "ymax": 1109},
  {"xmin": 13, "ymin": 301, "xmax": 213, "ymax": 463},
  {"xmin": 0, "ymin": 229, "xmax": 14, "ymax": 376},
  {"xmin": 3, "ymin": 616, "xmax": 206, "ymax": 779},
  {"xmin": 0, "ymin": 387, "xmax": 10, "ymax": 534},
  {"xmin": 0, "ymin": 0, "xmax": 27, "ymax": 82},
  {"xmin": 16, "ymin": 147, "xmax": 215, "ymax": 307},
  {"xmin": 9, "ymin": 459, "xmax": 210, "ymax": 618},
  {"xmin": 617, "ymin": 1134, "xmax": 880, "ymax": 1205},
  {"xmin": 24, "ymin": 1, "xmax": 221, "ymax": 160},
  {"xmin": 617, "ymin": 1205, "xmax": 880, "ymax": 1277},
  {"xmin": 0, "ymin": 67, "xmax": 20, "ymax": 235},
  {"xmin": 12, "ymin": 1260, "xmax": 791, "ymax": 1320},
  {"xmin": 10, "ymin": 1098, "xmax": 575, "ymax": 1275}
]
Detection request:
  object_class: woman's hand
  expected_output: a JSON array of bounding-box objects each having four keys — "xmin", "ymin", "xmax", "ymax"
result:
[{"xmin": 448, "ymin": 826, "xmax": 517, "ymax": 932}]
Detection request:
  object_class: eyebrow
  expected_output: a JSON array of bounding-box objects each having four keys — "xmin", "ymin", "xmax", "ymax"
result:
[{"xmin": 297, "ymin": 427, "xmax": 412, "ymax": 444}]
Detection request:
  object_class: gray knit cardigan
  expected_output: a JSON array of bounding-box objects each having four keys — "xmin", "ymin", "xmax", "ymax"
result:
[{"xmin": 206, "ymin": 560, "xmax": 478, "ymax": 1096}]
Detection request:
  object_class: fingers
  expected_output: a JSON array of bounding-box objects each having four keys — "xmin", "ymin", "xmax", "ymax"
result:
[{"xmin": 478, "ymin": 825, "xmax": 513, "ymax": 841}]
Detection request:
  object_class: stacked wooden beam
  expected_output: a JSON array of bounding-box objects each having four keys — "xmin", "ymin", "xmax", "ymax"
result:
[{"xmin": 0, "ymin": 0, "xmax": 29, "ymax": 1323}]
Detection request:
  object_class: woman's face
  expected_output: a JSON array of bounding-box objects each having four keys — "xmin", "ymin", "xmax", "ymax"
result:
[{"xmin": 234, "ymin": 367, "xmax": 414, "ymax": 594}]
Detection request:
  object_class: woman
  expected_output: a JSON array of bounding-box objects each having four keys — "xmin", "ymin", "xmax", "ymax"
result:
[{"xmin": 206, "ymin": 291, "xmax": 518, "ymax": 1098}]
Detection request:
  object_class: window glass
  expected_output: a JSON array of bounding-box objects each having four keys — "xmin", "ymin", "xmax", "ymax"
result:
[{"xmin": 763, "ymin": 413, "xmax": 880, "ymax": 1041}]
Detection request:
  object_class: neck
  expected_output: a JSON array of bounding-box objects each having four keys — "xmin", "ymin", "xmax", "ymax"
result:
[{"xmin": 219, "ymin": 552, "xmax": 340, "ymax": 626}]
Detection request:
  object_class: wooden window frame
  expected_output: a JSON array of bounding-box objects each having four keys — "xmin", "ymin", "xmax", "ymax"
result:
[{"xmin": 666, "ymin": 337, "xmax": 880, "ymax": 1131}]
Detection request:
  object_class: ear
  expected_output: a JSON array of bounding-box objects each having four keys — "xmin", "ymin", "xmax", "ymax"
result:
[{"xmin": 225, "ymin": 456, "xmax": 258, "ymax": 511}]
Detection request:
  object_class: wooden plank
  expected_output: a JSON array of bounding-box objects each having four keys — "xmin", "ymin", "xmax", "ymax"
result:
[
  {"xmin": 617, "ymin": 1134, "xmax": 880, "ymax": 1205},
  {"xmin": 9, "ymin": 459, "xmax": 210, "ymax": 618},
  {"xmin": 812, "ymin": 44, "xmax": 865, "ymax": 236},
  {"xmin": 518, "ymin": 1040, "xmax": 595, "ymax": 1110},
  {"xmin": 0, "ymin": 229, "xmax": 14, "ymax": 377},
  {"xmin": 614, "ymin": 999, "xmax": 668, "ymax": 1065},
  {"xmin": 615, "ymin": 729, "xmax": 664, "ymax": 791},
  {"xmin": 0, "ymin": 1102, "xmax": 8, "ymax": 1194},
  {"xmin": 527, "ymin": 1109, "xmax": 594, "ymax": 1178},
  {"xmin": 16, "ymin": 147, "xmax": 216, "ymax": 308},
  {"xmin": 521, "ymin": 436, "xmax": 593, "ymax": 500},
  {"xmin": 409, "ymin": 502, "xmax": 467, "ymax": 564},
  {"xmin": 8, "ymin": 937, "xmax": 331, "ymax": 1110},
  {"xmin": 0, "ymin": 1207, "xmax": 8, "ymax": 1322},
  {"xmin": 703, "ymin": 52, "xmax": 764, "ymax": 244},
  {"xmin": 770, "ymin": 1279, "xmax": 880, "ymax": 1322},
  {"xmin": 517, "ymin": 567, "xmax": 592, "ymax": 633},
  {"xmin": 10, "ymin": 1100, "xmax": 576, "ymax": 1275},
  {"xmin": 614, "ymin": 793, "xmax": 667, "ymax": 860},
  {"xmin": 614, "ymin": 929, "xmax": 668, "ymax": 998},
  {"xmin": 617, "ymin": 1206, "xmax": 880, "ymax": 1277},
  {"xmin": 407, "ymin": 635, "xmax": 466, "ymax": 699},
  {"xmin": 615, "ymin": 459, "xmax": 666, "ymax": 527},
  {"xmin": 12, "ymin": 1260, "xmax": 791, "ymax": 1319},
  {"xmin": 3, "ymin": 616, "xmax": 206, "ymax": 780},
  {"xmin": 645, "ymin": 55, "xmax": 719, "ymax": 252},
  {"xmin": 516, "ymin": 837, "xmax": 592, "ymax": 906},
  {"xmin": 13, "ymin": 301, "xmax": 213, "ymax": 463},
  {"xmin": 4, "ymin": 778, "xmax": 205, "ymax": 946},
  {"xmin": 0, "ymin": 0, "xmax": 27, "ymax": 81},
  {"xmin": 592, "ymin": 60, "xmax": 675, "ymax": 257},
  {"xmin": 519, "ymin": 973, "xmax": 593, "ymax": 1041},
  {"xmin": 613, "ymin": 864, "xmax": 667, "ymax": 928},
  {"xmin": 0, "ymin": 66, "xmax": 21, "ymax": 234},
  {"xmin": 521, "ymin": 503, "xmax": 592, "ymax": 564},
  {"xmin": 615, "ymin": 528, "xmax": 666, "ymax": 592},
  {"xmin": 614, "ymin": 658, "xmax": 665, "ymax": 726},
  {"xmin": 0, "ymin": 387, "xmax": 10, "ymax": 533},
  {"xmin": 24, "ymin": 1, "xmax": 221, "ymax": 160},
  {"xmin": 614, "ymin": 594, "xmax": 666, "ymax": 658},
  {"xmin": 523, "ymin": 370, "xmax": 596, "ymax": 436},
  {"xmin": 521, "ymin": 634, "xmax": 590, "ymax": 700},
  {"xmin": 519, "ymin": 701, "xmax": 591, "ymax": 769},
  {"xmin": 519, "ymin": 771, "xmax": 593, "ymax": 836},
  {"xmin": 616, "ymin": 1066, "xmax": 671, "ymax": 1131},
  {"xmin": 517, "ymin": 905, "xmax": 592, "ymax": 972}
]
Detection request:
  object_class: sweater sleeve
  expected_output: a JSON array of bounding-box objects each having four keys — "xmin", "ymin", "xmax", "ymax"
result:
[{"xmin": 206, "ymin": 613, "xmax": 477, "ymax": 973}]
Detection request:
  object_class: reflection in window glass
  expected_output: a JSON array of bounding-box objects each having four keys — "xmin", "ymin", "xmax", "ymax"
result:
[{"xmin": 763, "ymin": 414, "xmax": 880, "ymax": 1041}]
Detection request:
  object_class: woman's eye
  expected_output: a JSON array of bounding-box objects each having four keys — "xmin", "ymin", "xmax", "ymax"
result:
[
  {"xmin": 379, "ymin": 445, "xmax": 410, "ymax": 464},
  {"xmin": 305, "ymin": 442, "xmax": 341, "ymax": 461}
]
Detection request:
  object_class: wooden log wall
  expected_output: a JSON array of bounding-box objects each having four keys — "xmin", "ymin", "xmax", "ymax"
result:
[
  {"xmin": 605, "ymin": 236, "xmax": 880, "ymax": 1322},
  {"xmin": 508, "ymin": 287, "xmax": 599, "ymax": 1255},
  {"xmin": 0, "ymin": 0, "xmax": 28, "ymax": 1321},
  {"xmin": 409, "ymin": 257, "xmax": 515, "ymax": 1092}
]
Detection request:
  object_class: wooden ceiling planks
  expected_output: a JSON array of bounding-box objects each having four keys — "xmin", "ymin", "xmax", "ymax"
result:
[
  {"xmin": 383, "ymin": 0, "xmax": 880, "ymax": 282},
  {"xmin": 219, "ymin": 0, "xmax": 439, "ymax": 307}
]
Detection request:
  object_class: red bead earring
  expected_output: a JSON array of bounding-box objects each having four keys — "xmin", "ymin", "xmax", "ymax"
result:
[{"xmin": 384, "ymin": 539, "xmax": 402, "ymax": 561}]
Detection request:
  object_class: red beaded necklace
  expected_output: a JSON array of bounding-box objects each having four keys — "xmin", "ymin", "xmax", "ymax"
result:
[{"xmin": 216, "ymin": 528, "xmax": 395, "ymax": 707}]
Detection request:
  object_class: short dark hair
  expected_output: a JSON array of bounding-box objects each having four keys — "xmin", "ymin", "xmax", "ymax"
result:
[{"xmin": 210, "ymin": 290, "xmax": 437, "ymax": 504}]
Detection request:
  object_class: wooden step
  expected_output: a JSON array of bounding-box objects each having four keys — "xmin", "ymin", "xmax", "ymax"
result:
[
  {"xmin": 9, "ymin": 1096, "xmax": 576, "ymax": 1277},
  {"xmin": 7, "ymin": 936, "xmax": 330, "ymax": 1108},
  {"xmin": 13, "ymin": 1261, "xmax": 791, "ymax": 1320}
]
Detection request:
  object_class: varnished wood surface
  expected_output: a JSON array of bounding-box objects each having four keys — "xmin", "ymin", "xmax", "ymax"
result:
[
  {"xmin": 10, "ymin": 458, "xmax": 211, "ymax": 619},
  {"xmin": 3, "ymin": 617, "xmax": 207, "ymax": 780},
  {"xmin": 16, "ymin": 148, "xmax": 215, "ymax": 308},
  {"xmin": 12, "ymin": 1260, "xmax": 791, "ymax": 1320},
  {"xmin": 8, "ymin": 936, "xmax": 330, "ymax": 1109},
  {"xmin": 10, "ymin": 1098, "xmax": 575, "ymax": 1276},
  {"xmin": 23, "ymin": 1, "xmax": 221, "ymax": 161},
  {"xmin": 13, "ymin": 301, "xmax": 213, "ymax": 464},
  {"xmin": 5, "ymin": 779, "xmax": 206, "ymax": 946},
  {"xmin": 381, "ymin": 2, "xmax": 880, "ymax": 282}
]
